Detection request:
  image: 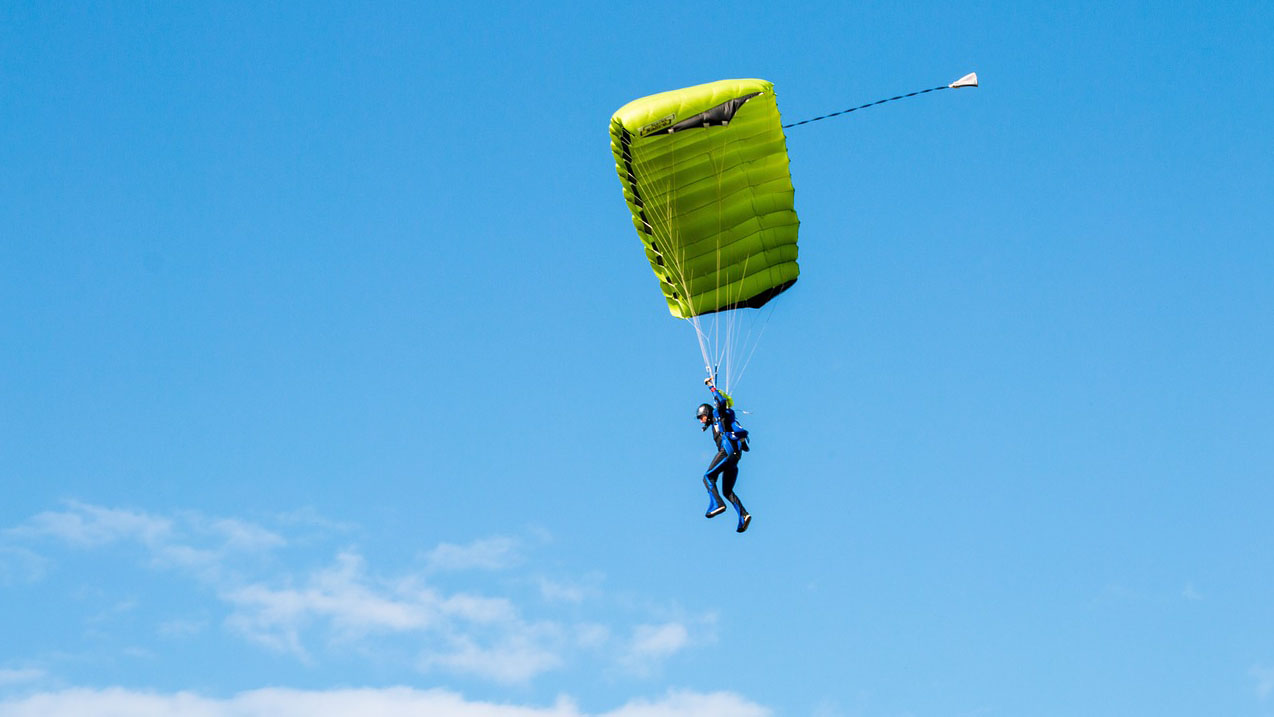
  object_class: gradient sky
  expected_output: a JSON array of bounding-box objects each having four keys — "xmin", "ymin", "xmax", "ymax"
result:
[{"xmin": 2, "ymin": 2, "xmax": 1273, "ymax": 715}]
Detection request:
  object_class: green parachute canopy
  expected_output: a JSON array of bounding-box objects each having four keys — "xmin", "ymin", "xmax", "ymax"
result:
[{"xmin": 610, "ymin": 79, "xmax": 800, "ymax": 320}]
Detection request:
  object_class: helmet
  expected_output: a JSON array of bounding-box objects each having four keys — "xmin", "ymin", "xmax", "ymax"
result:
[{"xmin": 696, "ymin": 403, "xmax": 714, "ymax": 430}]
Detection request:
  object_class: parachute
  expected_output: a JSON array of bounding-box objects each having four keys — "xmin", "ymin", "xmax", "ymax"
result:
[
  {"xmin": 610, "ymin": 79, "xmax": 799, "ymax": 388},
  {"xmin": 610, "ymin": 73, "xmax": 977, "ymax": 389}
]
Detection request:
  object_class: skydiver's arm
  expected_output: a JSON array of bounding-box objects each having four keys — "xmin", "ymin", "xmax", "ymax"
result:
[{"xmin": 708, "ymin": 385, "xmax": 728, "ymax": 412}]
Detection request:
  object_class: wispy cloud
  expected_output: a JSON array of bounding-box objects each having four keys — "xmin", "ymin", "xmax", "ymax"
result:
[
  {"xmin": 419, "ymin": 626, "xmax": 566, "ymax": 684},
  {"xmin": 0, "ymin": 668, "xmax": 44, "ymax": 687},
  {"xmin": 0, "ymin": 547, "xmax": 47, "ymax": 586},
  {"xmin": 423, "ymin": 536, "xmax": 522, "ymax": 571},
  {"xmin": 221, "ymin": 549, "xmax": 576, "ymax": 684},
  {"xmin": 3, "ymin": 502, "xmax": 715, "ymax": 687},
  {"xmin": 537, "ymin": 574, "xmax": 602, "ymax": 604},
  {"xmin": 9, "ymin": 501, "xmax": 286, "ymax": 582},
  {"xmin": 11, "ymin": 502, "xmax": 171, "ymax": 548},
  {"xmin": 0, "ymin": 686, "xmax": 770, "ymax": 717},
  {"xmin": 603, "ymin": 689, "xmax": 771, "ymax": 717},
  {"xmin": 1252, "ymin": 664, "xmax": 1274, "ymax": 700},
  {"xmin": 630, "ymin": 623, "xmax": 690, "ymax": 659},
  {"xmin": 222, "ymin": 550, "xmax": 439, "ymax": 657},
  {"xmin": 202, "ymin": 517, "xmax": 287, "ymax": 553},
  {"xmin": 619, "ymin": 623, "xmax": 692, "ymax": 676},
  {"xmin": 574, "ymin": 623, "xmax": 610, "ymax": 649}
]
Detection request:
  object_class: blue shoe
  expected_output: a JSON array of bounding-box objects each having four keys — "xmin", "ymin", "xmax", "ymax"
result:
[{"xmin": 703, "ymin": 478, "xmax": 726, "ymax": 518}]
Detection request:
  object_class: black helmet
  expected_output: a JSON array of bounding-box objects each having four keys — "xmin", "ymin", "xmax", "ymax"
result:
[{"xmin": 696, "ymin": 403, "xmax": 714, "ymax": 429}]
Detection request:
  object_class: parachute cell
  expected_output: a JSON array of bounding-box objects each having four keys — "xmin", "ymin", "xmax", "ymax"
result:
[{"xmin": 610, "ymin": 79, "xmax": 800, "ymax": 320}]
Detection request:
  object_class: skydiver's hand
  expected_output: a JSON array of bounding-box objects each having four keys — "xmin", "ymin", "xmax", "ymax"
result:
[{"xmin": 704, "ymin": 376, "xmax": 714, "ymax": 387}]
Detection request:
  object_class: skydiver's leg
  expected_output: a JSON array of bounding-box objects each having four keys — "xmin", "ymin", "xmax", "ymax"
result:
[
  {"xmin": 721, "ymin": 457, "xmax": 750, "ymax": 532},
  {"xmin": 702, "ymin": 451, "xmax": 728, "ymax": 518}
]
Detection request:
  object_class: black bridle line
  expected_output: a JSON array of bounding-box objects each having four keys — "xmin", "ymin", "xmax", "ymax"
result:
[{"xmin": 782, "ymin": 85, "xmax": 949, "ymax": 129}]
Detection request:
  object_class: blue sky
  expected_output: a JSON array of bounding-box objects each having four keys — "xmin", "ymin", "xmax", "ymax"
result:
[{"xmin": 2, "ymin": 1, "xmax": 1272, "ymax": 715}]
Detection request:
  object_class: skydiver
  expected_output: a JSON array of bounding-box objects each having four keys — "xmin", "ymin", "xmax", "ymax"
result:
[{"xmin": 697, "ymin": 375, "xmax": 751, "ymax": 533}]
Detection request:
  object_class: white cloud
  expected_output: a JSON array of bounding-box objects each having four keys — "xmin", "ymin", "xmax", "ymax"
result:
[
  {"xmin": 438, "ymin": 592, "xmax": 518, "ymax": 624},
  {"xmin": 424, "ymin": 536, "xmax": 522, "ymax": 571},
  {"xmin": 202, "ymin": 517, "xmax": 286, "ymax": 553},
  {"xmin": 618, "ymin": 623, "xmax": 690, "ymax": 676},
  {"xmin": 602, "ymin": 689, "xmax": 770, "ymax": 717},
  {"xmin": 0, "ymin": 547, "xmax": 47, "ymax": 585},
  {"xmin": 217, "ymin": 547, "xmax": 574, "ymax": 684},
  {"xmin": 217, "ymin": 546, "xmax": 710, "ymax": 685},
  {"xmin": 0, "ymin": 687, "xmax": 768, "ymax": 717},
  {"xmin": 220, "ymin": 548, "xmax": 563, "ymax": 683},
  {"xmin": 420, "ymin": 628, "xmax": 566, "ymax": 685},
  {"xmin": 3, "ymin": 502, "xmax": 715, "ymax": 688},
  {"xmin": 574, "ymin": 623, "xmax": 610, "ymax": 649},
  {"xmin": 0, "ymin": 669, "xmax": 44, "ymax": 687},
  {"xmin": 12, "ymin": 503, "xmax": 171, "ymax": 548},
  {"xmin": 615, "ymin": 612, "xmax": 718, "ymax": 678},
  {"xmin": 536, "ymin": 575, "xmax": 602, "ymax": 604},
  {"xmin": 629, "ymin": 624, "xmax": 689, "ymax": 661},
  {"xmin": 8, "ymin": 502, "xmax": 285, "ymax": 582},
  {"xmin": 222, "ymin": 550, "xmax": 438, "ymax": 656}
]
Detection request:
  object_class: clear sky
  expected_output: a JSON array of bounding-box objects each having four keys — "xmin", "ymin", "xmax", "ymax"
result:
[{"xmin": 2, "ymin": 2, "xmax": 1272, "ymax": 715}]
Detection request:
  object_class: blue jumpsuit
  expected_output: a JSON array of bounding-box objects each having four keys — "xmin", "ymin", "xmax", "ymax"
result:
[{"xmin": 703, "ymin": 385, "xmax": 751, "ymax": 531}]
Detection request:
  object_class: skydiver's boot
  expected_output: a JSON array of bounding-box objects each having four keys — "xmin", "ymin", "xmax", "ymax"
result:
[
  {"xmin": 703, "ymin": 477, "xmax": 726, "ymax": 518},
  {"xmin": 729, "ymin": 494, "xmax": 751, "ymax": 533}
]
